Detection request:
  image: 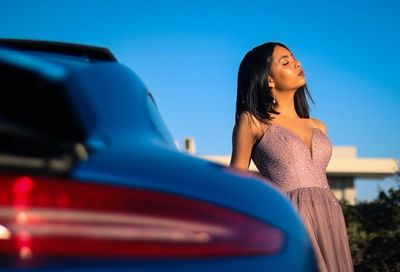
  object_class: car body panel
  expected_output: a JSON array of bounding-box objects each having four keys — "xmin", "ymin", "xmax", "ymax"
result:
[{"xmin": 0, "ymin": 40, "xmax": 317, "ymax": 271}]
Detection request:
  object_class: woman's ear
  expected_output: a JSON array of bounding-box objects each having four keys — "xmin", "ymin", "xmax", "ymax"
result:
[{"xmin": 268, "ymin": 76, "xmax": 275, "ymax": 88}]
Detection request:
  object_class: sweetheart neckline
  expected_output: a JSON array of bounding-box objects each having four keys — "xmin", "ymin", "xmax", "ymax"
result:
[{"xmin": 256, "ymin": 125, "xmax": 320, "ymax": 161}]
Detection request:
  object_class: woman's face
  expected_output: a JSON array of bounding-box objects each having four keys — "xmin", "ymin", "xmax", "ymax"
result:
[{"xmin": 268, "ymin": 45, "xmax": 306, "ymax": 91}]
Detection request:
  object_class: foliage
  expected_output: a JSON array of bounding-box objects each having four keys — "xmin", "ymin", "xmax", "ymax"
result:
[{"xmin": 341, "ymin": 186, "xmax": 400, "ymax": 272}]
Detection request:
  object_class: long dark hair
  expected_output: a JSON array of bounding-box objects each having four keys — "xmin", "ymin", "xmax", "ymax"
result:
[{"xmin": 235, "ymin": 42, "xmax": 314, "ymax": 124}]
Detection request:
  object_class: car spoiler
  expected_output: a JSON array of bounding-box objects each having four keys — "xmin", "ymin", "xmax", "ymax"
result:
[
  {"xmin": 0, "ymin": 46, "xmax": 88, "ymax": 173},
  {"xmin": 0, "ymin": 39, "xmax": 117, "ymax": 62}
]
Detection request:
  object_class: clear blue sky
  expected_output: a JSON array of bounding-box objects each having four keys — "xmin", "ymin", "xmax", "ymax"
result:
[{"xmin": 1, "ymin": 0, "xmax": 399, "ymax": 201}]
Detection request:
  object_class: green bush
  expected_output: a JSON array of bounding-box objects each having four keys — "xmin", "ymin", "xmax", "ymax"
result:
[{"xmin": 341, "ymin": 186, "xmax": 400, "ymax": 271}]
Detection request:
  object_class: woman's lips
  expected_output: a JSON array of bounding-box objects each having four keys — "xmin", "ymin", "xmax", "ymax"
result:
[{"xmin": 298, "ymin": 70, "xmax": 305, "ymax": 77}]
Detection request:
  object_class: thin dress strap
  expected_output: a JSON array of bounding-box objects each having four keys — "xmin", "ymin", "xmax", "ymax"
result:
[{"xmin": 312, "ymin": 118, "xmax": 318, "ymax": 129}]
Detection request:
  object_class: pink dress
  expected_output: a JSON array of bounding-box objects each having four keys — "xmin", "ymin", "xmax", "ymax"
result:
[{"xmin": 252, "ymin": 124, "xmax": 353, "ymax": 272}]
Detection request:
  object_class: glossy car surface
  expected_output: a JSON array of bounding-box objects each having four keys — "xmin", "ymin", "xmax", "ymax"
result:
[{"xmin": 0, "ymin": 39, "xmax": 317, "ymax": 271}]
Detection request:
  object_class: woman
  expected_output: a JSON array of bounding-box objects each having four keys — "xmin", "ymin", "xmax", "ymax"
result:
[{"xmin": 230, "ymin": 42, "xmax": 353, "ymax": 272}]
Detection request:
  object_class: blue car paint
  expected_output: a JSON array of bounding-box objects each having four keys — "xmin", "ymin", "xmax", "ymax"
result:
[
  {"xmin": 4, "ymin": 254, "xmax": 316, "ymax": 272},
  {"xmin": 0, "ymin": 45, "xmax": 317, "ymax": 271},
  {"xmin": 65, "ymin": 61, "xmax": 316, "ymax": 270},
  {"xmin": 63, "ymin": 61, "xmax": 309, "ymax": 239}
]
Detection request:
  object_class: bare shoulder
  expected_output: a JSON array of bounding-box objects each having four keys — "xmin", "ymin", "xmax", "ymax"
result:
[
  {"xmin": 237, "ymin": 111, "xmax": 253, "ymax": 123},
  {"xmin": 236, "ymin": 111, "xmax": 264, "ymax": 139},
  {"xmin": 311, "ymin": 118, "xmax": 327, "ymax": 135}
]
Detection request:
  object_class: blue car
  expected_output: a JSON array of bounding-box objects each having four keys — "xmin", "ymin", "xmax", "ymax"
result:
[{"xmin": 0, "ymin": 39, "xmax": 317, "ymax": 271}]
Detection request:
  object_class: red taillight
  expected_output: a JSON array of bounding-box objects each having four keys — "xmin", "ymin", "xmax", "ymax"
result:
[{"xmin": 0, "ymin": 174, "xmax": 284, "ymax": 260}]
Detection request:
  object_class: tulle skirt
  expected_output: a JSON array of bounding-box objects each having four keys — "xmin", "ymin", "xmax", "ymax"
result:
[{"xmin": 287, "ymin": 187, "xmax": 353, "ymax": 272}]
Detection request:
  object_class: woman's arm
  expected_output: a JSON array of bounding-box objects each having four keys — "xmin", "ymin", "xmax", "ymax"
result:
[{"xmin": 230, "ymin": 112, "xmax": 257, "ymax": 171}]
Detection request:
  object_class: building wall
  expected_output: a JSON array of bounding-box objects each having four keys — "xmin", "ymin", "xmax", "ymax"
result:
[{"xmin": 327, "ymin": 176, "xmax": 355, "ymax": 205}]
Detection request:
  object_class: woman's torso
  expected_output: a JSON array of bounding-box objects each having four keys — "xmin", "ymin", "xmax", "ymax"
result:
[{"xmin": 251, "ymin": 118, "xmax": 333, "ymax": 193}]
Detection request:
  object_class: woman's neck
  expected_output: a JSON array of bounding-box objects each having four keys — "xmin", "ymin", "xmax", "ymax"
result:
[{"xmin": 274, "ymin": 90, "xmax": 299, "ymax": 119}]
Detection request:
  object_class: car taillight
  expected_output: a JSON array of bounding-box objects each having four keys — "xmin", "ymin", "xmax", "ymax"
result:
[{"xmin": 0, "ymin": 174, "xmax": 284, "ymax": 261}]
